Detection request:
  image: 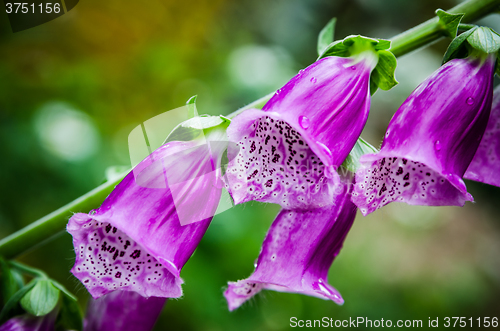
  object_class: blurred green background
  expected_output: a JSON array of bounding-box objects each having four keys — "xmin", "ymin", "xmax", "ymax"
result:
[{"xmin": 1, "ymin": 0, "xmax": 500, "ymax": 330}]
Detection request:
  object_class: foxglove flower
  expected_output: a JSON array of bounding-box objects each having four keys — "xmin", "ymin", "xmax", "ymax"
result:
[
  {"xmin": 225, "ymin": 51, "xmax": 378, "ymax": 209},
  {"xmin": 464, "ymin": 85, "xmax": 500, "ymax": 187},
  {"xmin": 67, "ymin": 136, "xmax": 226, "ymax": 299},
  {"xmin": 224, "ymin": 178, "xmax": 356, "ymax": 311},
  {"xmin": 84, "ymin": 291, "xmax": 166, "ymax": 331},
  {"xmin": 352, "ymin": 54, "xmax": 496, "ymax": 215}
]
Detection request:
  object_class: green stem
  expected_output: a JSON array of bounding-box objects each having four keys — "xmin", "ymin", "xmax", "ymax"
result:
[
  {"xmin": 1, "ymin": 0, "xmax": 499, "ymax": 259},
  {"xmin": 9, "ymin": 261, "xmax": 48, "ymax": 279},
  {"xmin": 0, "ymin": 173, "xmax": 127, "ymax": 259},
  {"xmin": 389, "ymin": 0, "xmax": 500, "ymax": 57},
  {"xmin": 227, "ymin": 92, "xmax": 275, "ymax": 119}
]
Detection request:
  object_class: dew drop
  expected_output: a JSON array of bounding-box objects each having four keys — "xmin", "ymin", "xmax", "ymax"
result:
[
  {"xmin": 298, "ymin": 115, "xmax": 310, "ymax": 129},
  {"xmin": 434, "ymin": 140, "xmax": 441, "ymax": 151},
  {"xmin": 316, "ymin": 141, "xmax": 333, "ymax": 164},
  {"xmin": 310, "ymin": 77, "xmax": 317, "ymax": 84},
  {"xmin": 466, "ymin": 97, "xmax": 474, "ymax": 105},
  {"xmin": 350, "ymin": 66, "xmax": 356, "ymax": 70}
]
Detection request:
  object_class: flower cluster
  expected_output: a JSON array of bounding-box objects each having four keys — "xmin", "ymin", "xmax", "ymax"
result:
[{"xmin": 63, "ymin": 30, "xmax": 498, "ymax": 330}]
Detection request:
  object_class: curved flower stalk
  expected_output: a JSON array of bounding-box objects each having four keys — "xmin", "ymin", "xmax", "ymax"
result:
[
  {"xmin": 464, "ymin": 85, "xmax": 500, "ymax": 187},
  {"xmin": 224, "ymin": 177, "xmax": 357, "ymax": 311},
  {"xmin": 225, "ymin": 50, "xmax": 378, "ymax": 210},
  {"xmin": 352, "ymin": 53, "xmax": 496, "ymax": 215},
  {"xmin": 67, "ymin": 124, "xmax": 228, "ymax": 299},
  {"xmin": 84, "ymin": 291, "xmax": 166, "ymax": 331}
]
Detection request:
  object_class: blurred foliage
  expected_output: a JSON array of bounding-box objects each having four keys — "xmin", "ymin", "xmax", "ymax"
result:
[{"xmin": 0, "ymin": 0, "xmax": 499, "ymax": 330}]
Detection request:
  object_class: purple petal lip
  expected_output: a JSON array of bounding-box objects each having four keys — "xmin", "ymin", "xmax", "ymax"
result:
[
  {"xmin": 224, "ymin": 179, "xmax": 357, "ymax": 311},
  {"xmin": 68, "ymin": 140, "xmax": 224, "ymax": 299},
  {"xmin": 226, "ymin": 55, "xmax": 374, "ymax": 209},
  {"xmin": 352, "ymin": 55, "xmax": 496, "ymax": 215},
  {"xmin": 465, "ymin": 85, "xmax": 500, "ymax": 187},
  {"xmin": 84, "ymin": 290, "xmax": 166, "ymax": 331}
]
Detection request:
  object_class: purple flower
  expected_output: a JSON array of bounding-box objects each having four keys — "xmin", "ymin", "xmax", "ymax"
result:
[
  {"xmin": 352, "ymin": 54, "xmax": 496, "ymax": 215},
  {"xmin": 0, "ymin": 311, "xmax": 57, "ymax": 331},
  {"xmin": 67, "ymin": 138, "xmax": 226, "ymax": 299},
  {"xmin": 464, "ymin": 85, "xmax": 500, "ymax": 187},
  {"xmin": 224, "ymin": 178, "xmax": 357, "ymax": 311},
  {"xmin": 84, "ymin": 291, "xmax": 166, "ymax": 331},
  {"xmin": 225, "ymin": 52, "xmax": 377, "ymax": 209}
]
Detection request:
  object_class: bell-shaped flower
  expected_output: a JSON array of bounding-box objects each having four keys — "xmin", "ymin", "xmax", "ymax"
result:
[
  {"xmin": 224, "ymin": 178, "xmax": 357, "ymax": 311},
  {"xmin": 225, "ymin": 47, "xmax": 379, "ymax": 210},
  {"xmin": 352, "ymin": 53, "xmax": 496, "ymax": 215},
  {"xmin": 67, "ymin": 122, "xmax": 228, "ymax": 299},
  {"xmin": 84, "ymin": 290, "xmax": 166, "ymax": 331},
  {"xmin": 464, "ymin": 85, "xmax": 500, "ymax": 187}
]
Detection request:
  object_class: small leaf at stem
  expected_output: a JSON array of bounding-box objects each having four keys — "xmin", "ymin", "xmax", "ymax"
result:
[
  {"xmin": 436, "ymin": 9, "xmax": 464, "ymax": 39},
  {"xmin": 0, "ymin": 259, "xmax": 24, "ymax": 306},
  {"xmin": 20, "ymin": 279, "xmax": 60, "ymax": 316},
  {"xmin": 442, "ymin": 27, "xmax": 478, "ymax": 63},
  {"xmin": 56, "ymin": 292, "xmax": 83, "ymax": 331},
  {"xmin": 104, "ymin": 166, "xmax": 130, "ymax": 183},
  {"xmin": 342, "ymin": 138, "xmax": 379, "ymax": 173},
  {"xmin": 0, "ymin": 280, "xmax": 36, "ymax": 323},
  {"xmin": 467, "ymin": 27, "xmax": 500, "ymax": 54},
  {"xmin": 317, "ymin": 18, "xmax": 336, "ymax": 56},
  {"xmin": 371, "ymin": 50, "xmax": 398, "ymax": 91},
  {"xmin": 186, "ymin": 95, "xmax": 199, "ymax": 119},
  {"xmin": 496, "ymin": 56, "xmax": 500, "ymax": 77}
]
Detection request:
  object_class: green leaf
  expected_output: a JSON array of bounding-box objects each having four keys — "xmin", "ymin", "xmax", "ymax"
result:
[
  {"xmin": 0, "ymin": 259, "xmax": 24, "ymax": 306},
  {"xmin": 20, "ymin": 279, "xmax": 60, "ymax": 316},
  {"xmin": 56, "ymin": 292, "xmax": 83, "ymax": 331},
  {"xmin": 317, "ymin": 18, "xmax": 336, "ymax": 56},
  {"xmin": 104, "ymin": 166, "xmax": 130, "ymax": 182},
  {"xmin": 318, "ymin": 35, "xmax": 390, "ymax": 60},
  {"xmin": 51, "ymin": 280, "xmax": 77, "ymax": 301},
  {"xmin": 186, "ymin": 95, "xmax": 199, "ymax": 119},
  {"xmin": 467, "ymin": 27, "xmax": 500, "ymax": 54},
  {"xmin": 436, "ymin": 9, "xmax": 464, "ymax": 39},
  {"xmin": 0, "ymin": 280, "xmax": 36, "ymax": 323},
  {"xmin": 496, "ymin": 56, "xmax": 500, "ymax": 77},
  {"xmin": 369, "ymin": 79, "xmax": 378, "ymax": 96},
  {"xmin": 164, "ymin": 115, "xmax": 228, "ymax": 144},
  {"xmin": 370, "ymin": 50, "xmax": 398, "ymax": 91},
  {"xmin": 442, "ymin": 27, "xmax": 478, "ymax": 64},
  {"xmin": 342, "ymin": 137, "xmax": 379, "ymax": 173}
]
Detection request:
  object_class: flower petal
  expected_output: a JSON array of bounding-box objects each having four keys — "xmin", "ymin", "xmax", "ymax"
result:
[
  {"xmin": 225, "ymin": 110, "xmax": 341, "ymax": 209},
  {"xmin": 224, "ymin": 179, "xmax": 356, "ymax": 311},
  {"xmin": 84, "ymin": 291, "xmax": 166, "ymax": 331},
  {"xmin": 464, "ymin": 86, "xmax": 500, "ymax": 187}
]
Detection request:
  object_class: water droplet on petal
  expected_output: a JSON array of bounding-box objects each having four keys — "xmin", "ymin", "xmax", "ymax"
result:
[
  {"xmin": 298, "ymin": 115, "xmax": 310, "ymax": 129},
  {"xmin": 310, "ymin": 77, "xmax": 317, "ymax": 84},
  {"xmin": 298, "ymin": 69, "xmax": 305, "ymax": 75},
  {"xmin": 351, "ymin": 66, "xmax": 356, "ymax": 70},
  {"xmin": 316, "ymin": 141, "xmax": 333, "ymax": 164},
  {"xmin": 434, "ymin": 140, "xmax": 441, "ymax": 151},
  {"xmin": 276, "ymin": 88, "xmax": 281, "ymax": 95},
  {"xmin": 466, "ymin": 97, "xmax": 474, "ymax": 105}
]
